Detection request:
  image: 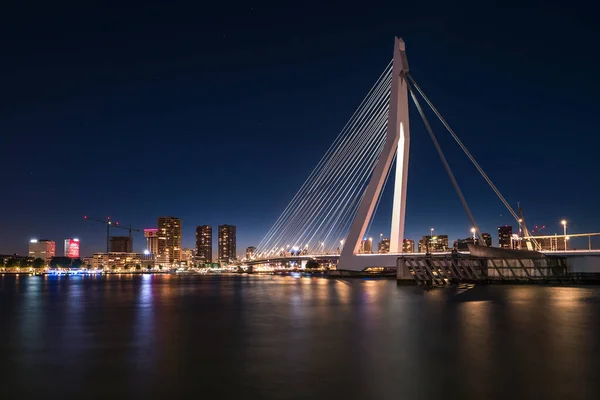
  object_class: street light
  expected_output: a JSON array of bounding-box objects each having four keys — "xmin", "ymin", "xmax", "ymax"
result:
[
  {"xmin": 428, "ymin": 228, "xmax": 434, "ymax": 253},
  {"xmin": 561, "ymin": 220, "xmax": 568, "ymax": 250},
  {"xmin": 368, "ymin": 237, "xmax": 373, "ymax": 254},
  {"xmin": 470, "ymin": 227, "xmax": 476, "ymax": 240}
]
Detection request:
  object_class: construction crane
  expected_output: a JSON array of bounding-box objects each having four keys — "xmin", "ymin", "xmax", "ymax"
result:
[
  {"xmin": 84, "ymin": 216, "xmax": 142, "ymax": 253},
  {"xmin": 83, "ymin": 216, "xmax": 113, "ymax": 253}
]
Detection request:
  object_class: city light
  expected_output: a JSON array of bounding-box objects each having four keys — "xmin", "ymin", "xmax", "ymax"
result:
[
  {"xmin": 30, "ymin": 239, "xmax": 38, "ymax": 243},
  {"xmin": 143, "ymin": 250, "xmax": 150, "ymax": 255}
]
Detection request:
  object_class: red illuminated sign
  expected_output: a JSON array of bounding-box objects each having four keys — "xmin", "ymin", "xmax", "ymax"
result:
[{"xmin": 65, "ymin": 239, "xmax": 80, "ymax": 258}]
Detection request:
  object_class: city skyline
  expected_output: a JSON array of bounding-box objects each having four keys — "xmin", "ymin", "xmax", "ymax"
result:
[{"xmin": 1, "ymin": 3, "xmax": 599, "ymax": 256}]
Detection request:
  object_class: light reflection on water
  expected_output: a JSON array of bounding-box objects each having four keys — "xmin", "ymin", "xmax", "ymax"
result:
[{"xmin": 0, "ymin": 275, "xmax": 599, "ymax": 399}]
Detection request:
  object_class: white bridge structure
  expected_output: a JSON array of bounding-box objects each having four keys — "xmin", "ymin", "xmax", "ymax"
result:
[{"xmin": 252, "ymin": 37, "xmax": 599, "ymax": 275}]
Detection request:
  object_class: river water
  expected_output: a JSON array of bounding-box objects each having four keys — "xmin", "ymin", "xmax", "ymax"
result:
[{"xmin": 0, "ymin": 274, "xmax": 599, "ymax": 399}]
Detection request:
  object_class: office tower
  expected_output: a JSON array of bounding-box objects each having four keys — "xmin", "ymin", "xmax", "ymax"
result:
[
  {"xmin": 378, "ymin": 238, "xmax": 390, "ymax": 253},
  {"xmin": 144, "ymin": 228, "xmax": 159, "ymax": 254},
  {"xmin": 402, "ymin": 239, "xmax": 414, "ymax": 253},
  {"xmin": 246, "ymin": 246, "xmax": 256, "ymax": 260},
  {"xmin": 218, "ymin": 225, "xmax": 236, "ymax": 263},
  {"xmin": 64, "ymin": 238, "xmax": 80, "ymax": 258},
  {"xmin": 498, "ymin": 225, "xmax": 513, "ymax": 249},
  {"xmin": 158, "ymin": 217, "xmax": 182, "ymax": 264},
  {"xmin": 110, "ymin": 236, "xmax": 132, "ymax": 253},
  {"xmin": 28, "ymin": 239, "xmax": 56, "ymax": 262},
  {"xmin": 195, "ymin": 225, "xmax": 212, "ymax": 262}
]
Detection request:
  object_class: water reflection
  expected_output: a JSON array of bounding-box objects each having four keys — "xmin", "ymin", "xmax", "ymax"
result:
[{"xmin": 0, "ymin": 276, "xmax": 599, "ymax": 399}]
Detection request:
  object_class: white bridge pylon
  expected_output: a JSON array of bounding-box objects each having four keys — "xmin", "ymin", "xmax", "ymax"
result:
[{"xmin": 339, "ymin": 37, "xmax": 410, "ymax": 271}]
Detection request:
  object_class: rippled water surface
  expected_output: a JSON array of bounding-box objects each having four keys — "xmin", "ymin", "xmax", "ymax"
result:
[{"xmin": 1, "ymin": 274, "xmax": 599, "ymax": 399}]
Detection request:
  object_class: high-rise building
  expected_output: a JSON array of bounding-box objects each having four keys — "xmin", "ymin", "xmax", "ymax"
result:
[
  {"xmin": 498, "ymin": 225, "xmax": 513, "ymax": 249},
  {"xmin": 195, "ymin": 225, "xmax": 212, "ymax": 262},
  {"xmin": 110, "ymin": 236, "xmax": 132, "ymax": 253},
  {"xmin": 144, "ymin": 228, "xmax": 159, "ymax": 254},
  {"xmin": 158, "ymin": 217, "xmax": 182, "ymax": 264},
  {"xmin": 481, "ymin": 233, "xmax": 492, "ymax": 247},
  {"xmin": 64, "ymin": 238, "xmax": 80, "ymax": 258},
  {"xmin": 28, "ymin": 239, "xmax": 55, "ymax": 262},
  {"xmin": 418, "ymin": 235, "xmax": 448, "ymax": 253},
  {"xmin": 402, "ymin": 239, "xmax": 414, "ymax": 253},
  {"xmin": 360, "ymin": 238, "xmax": 373, "ymax": 254},
  {"xmin": 218, "ymin": 225, "xmax": 236, "ymax": 263},
  {"xmin": 246, "ymin": 246, "xmax": 256, "ymax": 260},
  {"xmin": 378, "ymin": 238, "xmax": 390, "ymax": 253}
]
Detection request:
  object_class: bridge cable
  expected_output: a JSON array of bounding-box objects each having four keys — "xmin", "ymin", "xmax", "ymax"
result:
[
  {"xmin": 407, "ymin": 80, "xmax": 483, "ymax": 242},
  {"xmin": 256, "ymin": 63, "xmax": 393, "ymax": 256},
  {"xmin": 407, "ymin": 74, "xmax": 540, "ymax": 250},
  {"xmin": 256, "ymin": 64, "xmax": 392, "ymax": 254}
]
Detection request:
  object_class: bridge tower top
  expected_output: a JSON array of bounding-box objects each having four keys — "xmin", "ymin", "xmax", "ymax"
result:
[{"xmin": 340, "ymin": 37, "xmax": 411, "ymax": 264}]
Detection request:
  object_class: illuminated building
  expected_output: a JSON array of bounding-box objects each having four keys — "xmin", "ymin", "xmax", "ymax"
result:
[
  {"xmin": 378, "ymin": 238, "xmax": 390, "ymax": 253},
  {"xmin": 64, "ymin": 238, "xmax": 80, "ymax": 258},
  {"xmin": 195, "ymin": 225, "xmax": 212, "ymax": 262},
  {"xmin": 158, "ymin": 217, "xmax": 182, "ymax": 264},
  {"xmin": 110, "ymin": 236, "xmax": 132, "ymax": 253},
  {"xmin": 246, "ymin": 246, "xmax": 256, "ymax": 260},
  {"xmin": 28, "ymin": 239, "xmax": 55, "ymax": 262},
  {"xmin": 418, "ymin": 235, "xmax": 448, "ymax": 253},
  {"xmin": 360, "ymin": 238, "xmax": 373, "ymax": 253},
  {"xmin": 402, "ymin": 239, "xmax": 414, "ymax": 253},
  {"xmin": 498, "ymin": 225, "xmax": 513, "ymax": 249},
  {"xmin": 181, "ymin": 248, "xmax": 195, "ymax": 264},
  {"xmin": 218, "ymin": 225, "xmax": 236, "ymax": 263},
  {"xmin": 91, "ymin": 252, "xmax": 154, "ymax": 270},
  {"xmin": 144, "ymin": 228, "xmax": 159, "ymax": 254}
]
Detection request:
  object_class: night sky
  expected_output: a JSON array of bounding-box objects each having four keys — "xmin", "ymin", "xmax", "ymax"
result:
[{"xmin": 1, "ymin": 1, "xmax": 599, "ymax": 256}]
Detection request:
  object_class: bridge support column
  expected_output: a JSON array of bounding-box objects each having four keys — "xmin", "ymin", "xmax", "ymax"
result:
[{"xmin": 339, "ymin": 37, "xmax": 410, "ymax": 271}]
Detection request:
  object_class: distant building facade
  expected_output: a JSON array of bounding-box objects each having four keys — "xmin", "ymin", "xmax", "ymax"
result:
[
  {"xmin": 360, "ymin": 238, "xmax": 373, "ymax": 254},
  {"xmin": 91, "ymin": 252, "xmax": 153, "ymax": 270},
  {"xmin": 110, "ymin": 236, "xmax": 132, "ymax": 253},
  {"xmin": 481, "ymin": 233, "xmax": 492, "ymax": 247},
  {"xmin": 418, "ymin": 235, "xmax": 449, "ymax": 253},
  {"xmin": 378, "ymin": 238, "xmax": 390, "ymax": 253},
  {"xmin": 454, "ymin": 237, "xmax": 478, "ymax": 251},
  {"xmin": 181, "ymin": 248, "xmax": 195, "ymax": 265},
  {"xmin": 402, "ymin": 239, "xmax": 414, "ymax": 253},
  {"xmin": 196, "ymin": 225, "xmax": 212, "ymax": 262},
  {"xmin": 498, "ymin": 226, "xmax": 513, "ymax": 249},
  {"xmin": 218, "ymin": 225, "xmax": 236, "ymax": 263},
  {"xmin": 158, "ymin": 217, "xmax": 182, "ymax": 264},
  {"xmin": 28, "ymin": 239, "xmax": 56, "ymax": 262},
  {"xmin": 64, "ymin": 238, "xmax": 80, "ymax": 258},
  {"xmin": 144, "ymin": 228, "xmax": 159, "ymax": 254},
  {"xmin": 246, "ymin": 246, "xmax": 256, "ymax": 260}
]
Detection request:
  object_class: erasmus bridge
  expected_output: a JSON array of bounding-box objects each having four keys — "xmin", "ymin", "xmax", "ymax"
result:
[{"xmin": 246, "ymin": 38, "xmax": 600, "ymax": 276}]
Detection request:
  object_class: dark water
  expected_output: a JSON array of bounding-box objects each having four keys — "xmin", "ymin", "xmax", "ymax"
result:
[{"xmin": 1, "ymin": 275, "xmax": 599, "ymax": 399}]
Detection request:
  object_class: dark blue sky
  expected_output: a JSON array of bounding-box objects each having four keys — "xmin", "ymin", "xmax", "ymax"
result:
[{"xmin": 1, "ymin": 0, "xmax": 599, "ymax": 256}]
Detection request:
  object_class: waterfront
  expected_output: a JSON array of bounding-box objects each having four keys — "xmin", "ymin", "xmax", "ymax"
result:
[{"xmin": 1, "ymin": 275, "xmax": 599, "ymax": 399}]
